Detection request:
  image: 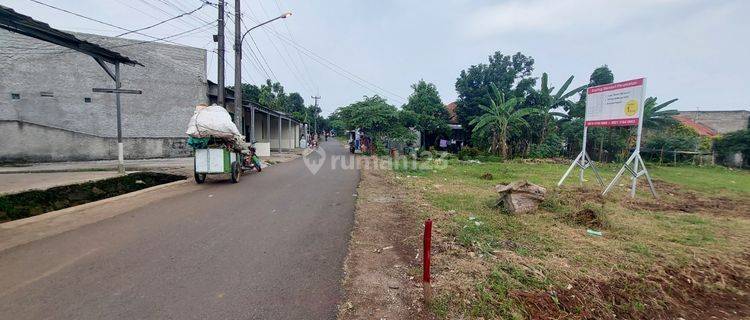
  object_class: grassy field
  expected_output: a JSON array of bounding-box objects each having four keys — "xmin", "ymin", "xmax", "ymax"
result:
[{"xmin": 392, "ymin": 159, "xmax": 750, "ymax": 319}]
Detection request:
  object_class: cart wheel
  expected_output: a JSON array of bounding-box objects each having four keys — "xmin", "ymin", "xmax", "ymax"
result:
[
  {"xmin": 230, "ymin": 161, "xmax": 241, "ymax": 183},
  {"xmin": 194, "ymin": 172, "xmax": 206, "ymax": 184},
  {"xmin": 193, "ymin": 172, "xmax": 206, "ymax": 183}
]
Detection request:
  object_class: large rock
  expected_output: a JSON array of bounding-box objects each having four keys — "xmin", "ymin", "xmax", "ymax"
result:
[{"xmin": 495, "ymin": 180, "xmax": 546, "ymax": 213}]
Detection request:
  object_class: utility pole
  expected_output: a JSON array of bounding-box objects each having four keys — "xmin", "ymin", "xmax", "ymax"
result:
[
  {"xmin": 216, "ymin": 0, "xmax": 225, "ymax": 106},
  {"xmin": 311, "ymin": 95, "xmax": 320, "ymax": 135},
  {"xmin": 233, "ymin": 0, "xmax": 242, "ymax": 131}
]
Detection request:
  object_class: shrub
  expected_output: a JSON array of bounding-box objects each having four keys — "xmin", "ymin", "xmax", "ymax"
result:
[
  {"xmin": 714, "ymin": 129, "xmax": 750, "ymax": 167},
  {"xmin": 458, "ymin": 147, "xmax": 481, "ymax": 160},
  {"xmin": 528, "ymin": 134, "xmax": 564, "ymax": 159},
  {"xmin": 644, "ymin": 124, "xmax": 701, "ymax": 163}
]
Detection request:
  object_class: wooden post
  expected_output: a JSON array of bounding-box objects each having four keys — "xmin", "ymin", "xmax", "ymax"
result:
[{"xmin": 423, "ymin": 219, "xmax": 432, "ymax": 303}]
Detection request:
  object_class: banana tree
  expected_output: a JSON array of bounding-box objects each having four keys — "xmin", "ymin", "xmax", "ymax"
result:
[
  {"xmin": 470, "ymin": 83, "xmax": 540, "ymax": 158},
  {"xmin": 535, "ymin": 73, "xmax": 587, "ymax": 144},
  {"xmin": 643, "ymin": 97, "xmax": 679, "ymax": 129}
]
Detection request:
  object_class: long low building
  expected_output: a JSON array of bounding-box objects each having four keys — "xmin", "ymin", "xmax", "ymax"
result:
[{"xmin": 0, "ymin": 27, "xmax": 303, "ymax": 162}]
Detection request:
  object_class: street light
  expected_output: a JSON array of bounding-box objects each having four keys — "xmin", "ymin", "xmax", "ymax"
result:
[
  {"xmin": 234, "ymin": 10, "xmax": 292, "ymax": 142},
  {"xmin": 240, "ymin": 12, "xmax": 292, "ymax": 44}
]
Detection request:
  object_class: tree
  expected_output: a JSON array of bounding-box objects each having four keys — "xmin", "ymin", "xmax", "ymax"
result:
[
  {"xmin": 241, "ymin": 83, "xmax": 261, "ymax": 105},
  {"xmin": 469, "ymin": 83, "xmax": 539, "ymax": 158},
  {"xmin": 535, "ymin": 73, "xmax": 587, "ymax": 144},
  {"xmin": 286, "ymin": 92, "xmax": 305, "ymax": 114},
  {"xmin": 642, "ymin": 97, "xmax": 679, "ymax": 129},
  {"xmin": 335, "ymin": 95, "xmax": 416, "ymax": 146},
  {"xmin": 455, "ymin": 52, "xmax": 535, "ymax": 130},
  {"xmin": 338, "ymin": 95, "xmax": 399, "ymax": 134},
  {"xmin": 402, "ymin": 80, "xmax": 450, "ymax": 147}
]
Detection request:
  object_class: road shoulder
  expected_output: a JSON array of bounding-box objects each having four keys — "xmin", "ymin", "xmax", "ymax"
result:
[{"xmin": 338, "ymin": 156, "xmax": 427, "ymax": 319}]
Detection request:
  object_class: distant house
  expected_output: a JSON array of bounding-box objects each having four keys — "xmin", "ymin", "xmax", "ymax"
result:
[
  {"xmin": 672, "ymin": 116, "xmax": 717, "ymax": 137},
  {"xmin": 444, "ymin": 102, "xmax": 467, "ymax": 150},
  {"xmin": 674, "ymin": 110, "xmax": 750, "ymax": 167},
  {"xmin": 676, "ymin": 110, "xmax": 750, "ymax": 134}
]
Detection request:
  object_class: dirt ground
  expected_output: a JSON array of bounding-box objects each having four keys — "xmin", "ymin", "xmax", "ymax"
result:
[
  {"xmin": 338, "ymin": 157, "xmax": 428, "ymax": 319},
  {"xmin": 623, "ymin": 179, "xmax": 750, "ymax": 218}
]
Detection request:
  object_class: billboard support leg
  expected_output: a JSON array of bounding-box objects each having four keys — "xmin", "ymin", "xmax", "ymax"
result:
[
  {"xmin": 558, "ymin": 126, "xmax": 603, "ymax": 187},
  {"xmin": 584, "ymin": 151, "xmax": 604, "ymax": 186},
  {"xmin": 602, "ymin": 152, "xmax": 656, "ymax": 198},
  {"xmin": 640, "ymin": 154, "xmax": 658, "ymax": 197},
  {"xmin": 558, "ymin": 151, "xmax": 583, "ymax": 187}
]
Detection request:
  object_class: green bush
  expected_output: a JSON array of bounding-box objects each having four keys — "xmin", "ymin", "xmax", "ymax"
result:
[
  {"xmin": 714, "ymin": 129, "xmax": 750, "ymax": 167},
  {"xmin": 458, "ymin": 147, "xmax": 481, "ymax": 160},
  {"xmin": 644, "ymin": 124, "xmax": 701, "ymax": 163},
  {"xmin": 528, "ymin": 134, "xmax": 564, "ymax": 158}
]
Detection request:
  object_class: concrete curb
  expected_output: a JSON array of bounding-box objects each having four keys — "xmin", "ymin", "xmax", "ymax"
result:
[
  {"xmin": 0, "ymin": 168, "xmax": 115, "ymax": 174},
  {"xmin": 0, "ymin": 172, "xmax": 134, "ymax": 196},
  {"xmin": 0, "ymin": 166, "xmax": 187, "ymax": 174},
  {"xmin": 302, "ymin": 147, "xmax": 315, "ymax": 157},
  {"xmin": 0, "ymin": 179, "xmax": 190, "ymax": 229}
]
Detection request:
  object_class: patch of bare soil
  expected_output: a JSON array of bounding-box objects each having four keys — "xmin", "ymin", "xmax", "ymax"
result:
[
  {"xmin": 338, "ymin": 157, "xmax": 427, "ymax": 319},
  {"xmin": 623, "ymin": 179, "xmax": 750, "ymax": 217},
  {"xmin": 568, "ymin": 208, "xmax": 607, "ymax": 228},
  {"xmin": 513, "ymin": 257, "xmax": 750, "ymax": 319}
]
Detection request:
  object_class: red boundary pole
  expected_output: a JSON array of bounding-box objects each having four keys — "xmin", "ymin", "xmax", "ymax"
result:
[{"xmin": 423, "ymin": 219, "xmax": 432, "ymax": 283}]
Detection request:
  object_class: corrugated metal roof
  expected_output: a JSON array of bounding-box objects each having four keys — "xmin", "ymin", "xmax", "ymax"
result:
[{"xmin": 0, "ymin": 5, "xmax": 142, "ymax": 66}]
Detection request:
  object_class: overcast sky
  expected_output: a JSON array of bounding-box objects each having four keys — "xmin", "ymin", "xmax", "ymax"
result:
[{"xmin": 3, "ymin": 0, "xmax": 749, "ymax": 115}]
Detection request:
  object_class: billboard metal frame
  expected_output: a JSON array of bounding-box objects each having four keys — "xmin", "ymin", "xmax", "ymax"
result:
[
  {"xmin": 558, "ymin": 77, "xmax": 657, "ymax": 198},
  {"xmin": 602, "ymin": 78, "xmax": 656, "ymax": 197}
]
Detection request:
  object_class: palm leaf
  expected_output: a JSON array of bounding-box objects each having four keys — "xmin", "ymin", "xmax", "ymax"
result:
[
  {"xmin": 552, "ymin": 75, "xmax": 574, "ymax": 101},
  {"xmin": 558, "ymin": 84, "xmax": 587, "ymax": 102},
  {"xmin": 653, "ymin": 98, "xmax": 679, "ymax": 112}
]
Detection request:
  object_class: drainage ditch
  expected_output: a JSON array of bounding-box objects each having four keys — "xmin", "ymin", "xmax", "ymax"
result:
[{"xmin": 0, "ymin": 172, "xmax": 186, "ymax": 223}]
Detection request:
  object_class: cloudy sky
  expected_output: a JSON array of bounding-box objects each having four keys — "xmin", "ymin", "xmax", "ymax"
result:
[{"xmin": 3, "ymin": 0, "xmax": 749, "ymax": 115}]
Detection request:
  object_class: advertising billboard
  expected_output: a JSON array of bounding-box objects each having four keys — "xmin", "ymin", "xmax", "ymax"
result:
[{"xmin": 584, "ymin": 78, "xmax": 645, "ymax": 127}]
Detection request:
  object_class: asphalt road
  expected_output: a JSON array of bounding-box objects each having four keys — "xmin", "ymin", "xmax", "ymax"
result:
[{"xmin": 0, "ymin": 140, "xmax": 359, "ymax": 320}]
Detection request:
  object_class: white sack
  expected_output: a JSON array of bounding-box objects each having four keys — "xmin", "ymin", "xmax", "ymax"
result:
[{"xmin": 186, "ymin": 104, "xmax": 241, "ymax": 138}]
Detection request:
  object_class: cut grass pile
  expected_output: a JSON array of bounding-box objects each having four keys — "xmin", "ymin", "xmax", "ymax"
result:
[{"xmin": 392, "ymin": 159, "xmax": 750, "ymax": 319}]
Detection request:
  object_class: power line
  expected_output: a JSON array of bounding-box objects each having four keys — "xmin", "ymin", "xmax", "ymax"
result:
[
  {"xmin": 115, "ymin": 2, "xmax": 209, "ymax": 37},
  {"xmin": 245, "ymin": 2, "xmax": 314, "ymax": 94},
  {"xmin": 275, "ymin": 0, "xmax": 318, "ymax": 94},
  {"xmin": 244, "ymin": 17, "xmax": 406, "ymax": 103},
  {"xmin": 226, "ymin": 14, "xmax": 278, "ymax": 84},
  {"xmin": 252, "ymin": 0, "xmax": 314, "ymax": 94},
  {"xmin": 109, "ymin": 20, "xmax": 216, "ymax": 48},
  {"xmin": 222, "ymin": 14, "xmax": 273, "ymax": 81},
  {"xmin": 26, "ymin": 0, "xmax": 201, "ymax": 48},
  {"xmin": 5, "ymin": 20, "xmax": 216, "ymax": 57}
]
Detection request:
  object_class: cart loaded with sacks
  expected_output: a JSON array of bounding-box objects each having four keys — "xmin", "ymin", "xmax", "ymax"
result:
[{"xmin": 186, "ymin": 104, "xmax": 255, "ymax": 183}]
